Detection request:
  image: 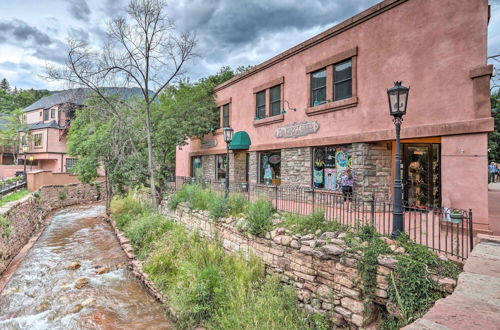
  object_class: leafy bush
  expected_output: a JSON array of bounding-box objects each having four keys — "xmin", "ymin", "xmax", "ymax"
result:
[
  {"xmin": 282, "ymin": 209, "xmax": 347, "ymax": 235},
  {"xmin": 0, "ymin": 216, "xmax": 12, "ymax": 237},
  {"xmin": 111, "ymin": 194, "xmax": 145, "ymax": 228},
  {"xmin": 227, "ymin": 193, "xmax": 248, "ymax": 216},
  {"xmin": 58, "ymin": 188, "xmax": 67, "ymax": 200},
  {"xmin": 208, "ymin": 195, "xmax": 229, "ymax": 220},
  {"xmin": 168, "ymin": 184, "xmax": 215, "ymax": 211},
  {"xmin": 246, "ymin": 199, "xmax": 274, "ymax": 237}
]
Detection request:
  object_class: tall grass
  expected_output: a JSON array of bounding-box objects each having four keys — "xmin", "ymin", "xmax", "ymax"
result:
[
  {"xmin": 246, "ymin": 199, "xmax": 274, "ymax": 237},
  {"xmin": 0, "ymin": 189, "xmax": 29, "ymax": 207},
  {"xmin": 281, "ymin": 209, "xmax": 348, "ymax": 235},
  {"xmin": 111, "ymin": 195, "xmax": 329, "ymax": 329}
]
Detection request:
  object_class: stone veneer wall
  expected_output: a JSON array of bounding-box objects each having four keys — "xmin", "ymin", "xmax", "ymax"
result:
[
  {"xmin": 248, "ymin": 151, "xmax": 258, "ymax": 184},
  {"xmin": 351, "ymin": 142, "xmax": 392, "ymax": 200},
  {"xmin": 0, "ymin": 183, "xmax": 104, "ymax": 275},
  {"xmin": 281, "ymin": 147, "xmax": 312, "ymax": 187},
  {"xmin": 160, "ymin": 203, "xmax": 456, "ymax": 328},
  {"xmin": 201, "ymin": 155, "xmax": 216, "ymax": 181}
]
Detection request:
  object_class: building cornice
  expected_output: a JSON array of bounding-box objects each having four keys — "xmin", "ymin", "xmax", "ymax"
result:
[{"xmin": 213, "ymin": 0, "xmax": 408, "ymax": 93}]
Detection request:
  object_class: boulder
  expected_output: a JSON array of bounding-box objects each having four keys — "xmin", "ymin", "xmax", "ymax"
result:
[
  {"xmin": 290, "ymin": 240, "xmax": 301, "ymax": 249},
  {"xmin": 75, "ymin": 277, "xmax": 89, "ymax": 289},
  {"xmin": 377, "ymin": 255, "xmax": 398, "ymax": 269},
  {"xmin": 81, "ymin": 298, "xmax": 97, "ymax": 307},
  {"xmin": 95, "ymin": 266, "xmax": 110, "ymax": 275},
  {"xmin": 67, "ymin": 261, "xmax": 81, "ymax": 270},
  {"xmin": 320, "ymin": 232, "xmax": 337, "ymax": 240},
  {"xmin": 300, "ymin": 234, "xmax": 315, "ymax": 241}
]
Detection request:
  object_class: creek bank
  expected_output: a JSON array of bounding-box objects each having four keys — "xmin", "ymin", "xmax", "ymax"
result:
[
  {"xmin": 162, "ymin": 201, "xmax": 459, "ymax": 328},
  {"xmin": 0, "ymin": 183, "xmax": 104, "ymax": 280}
]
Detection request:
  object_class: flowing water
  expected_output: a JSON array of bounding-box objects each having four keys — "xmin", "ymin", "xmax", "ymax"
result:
[{"xmin": 0, "ymin": 204, "xmax": 174, "ymax": 330}]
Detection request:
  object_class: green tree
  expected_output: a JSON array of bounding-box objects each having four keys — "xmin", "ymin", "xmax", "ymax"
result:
[
  {"xmin": 0, "ymin": 108, "xmax": 29, "ymax": 164},
  {"xmin": 0, "ymin": 78, "xmax": 10, "ymax": 93},
  {"xmin": 489, "ymin": 89, "xmax": 500, "ymax": 162}
]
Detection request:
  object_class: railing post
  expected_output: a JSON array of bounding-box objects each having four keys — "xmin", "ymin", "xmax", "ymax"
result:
[
  {"xmin": 469, "ymin": 208, "xmax": 474, "ymax": 250},
  {"xmin": 274, "ymin": 185, "xmax": 278, "ymax": 210},
  {"xmin": 312, "ymin": 187, "xmax": 315, "ymax": 213},
  {"xmin": 371, "ymin": 193, "xmax": 375, "ymax": 225}
]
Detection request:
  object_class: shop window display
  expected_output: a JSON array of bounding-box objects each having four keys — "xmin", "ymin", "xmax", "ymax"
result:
[
  {"xmin": 192, "ymin": 156, "xmax": 202, "ymax": 177},
  {"xmin": 259, "ymin": 150, "xmax": 281, "ymax": 185},
  {"xmin": 215, "ymin": 154, "xmax": 227, "ymax": 181},
  {"xmin": 312, "ymin": 145, "xmax": 352, "ymax": 190}
]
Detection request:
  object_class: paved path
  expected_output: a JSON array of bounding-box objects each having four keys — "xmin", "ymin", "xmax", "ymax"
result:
[{"xmin": 404, "ymin": 234, "xmax": 500, "ymax": 330}]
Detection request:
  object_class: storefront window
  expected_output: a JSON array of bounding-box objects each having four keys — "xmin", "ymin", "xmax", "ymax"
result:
[
  {"xmin": 259, "ymin": 150, "xmax": 281, "ymax": 185},
  {"xmin": 215, "ymin": 154, "xmax": 227, "ymax": 181},
  {"xmin": 191, "ymin": 156, "xmax": 203, "ymax": 178},
  {"xmin": 312, "ymin": 145, "xmax": 352, "ymax": 190}
]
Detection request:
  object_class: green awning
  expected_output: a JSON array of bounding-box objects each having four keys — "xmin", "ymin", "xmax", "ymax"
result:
[{"xmin": 229, "ymin": 131, "xmax": 251, "ymax": 150}]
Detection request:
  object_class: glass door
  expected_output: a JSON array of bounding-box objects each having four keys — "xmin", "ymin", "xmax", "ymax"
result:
[{"xmin": 403, "ymin": 144, "xmax": 440, "ymax": 208}]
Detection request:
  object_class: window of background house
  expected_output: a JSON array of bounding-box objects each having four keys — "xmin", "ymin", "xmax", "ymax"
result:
[
  {"xmin": 43, "ymin": 109, "xmax": 49, "ymax": 121},
  {"xmin": 312, "ymin": 145, "xmax": 352, "ymax": 191},
  {"xmin": 311, "ymin": 69, "xmax": 327, "ymax": 106},
  {"xmin": 256, "ymin": 91, "xmax": 266, "ymax": 119},
  {"xmin": 333, "ymin": 59, "xmax": 352, "ymax": 101},
  {"xmin": 269, "ymin": 85, "xmax": 281, "ymax": 116},
  {"xmin": 259, "ymin": 150, "xmax": 281, "ymax": 185},
  {"xmin": 215, "ymin": 154, "xmax": 227, "ymax": 181},
  {"xmin": 66, "ymin": 158, "xmax": 77, "ymax": 172},
  {"xmin": 191, "ymin": 156, "xmax": 203, "ymax": 177},
  {"xmin": 50, "ymin": 109, "xmax": 55, "ymax": 119},
  {"xmin": 34, "ymin": 133, "xmax": 42, "ymax": 147},
  {"xmin": 222, "ymin": 104, "xmax": 230, "ymax": 127}
]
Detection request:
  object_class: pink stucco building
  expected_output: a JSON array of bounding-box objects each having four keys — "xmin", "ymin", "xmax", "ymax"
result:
[
  {"xmin": 22, "ymin": 88, "xmax": 143, "ymax": 174},
  {"xmin": 176, "ymin": 0, "xmax": 494, "ymax": 232}
]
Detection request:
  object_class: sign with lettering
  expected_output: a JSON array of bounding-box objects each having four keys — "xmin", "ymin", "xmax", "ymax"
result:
[
  {"xmin": 200, "ymin": 139, "xmax": 217, "ymax": 149},
  {"xmin": 275, "ymin": 121, "xmax": 320, "ymax": 139}
]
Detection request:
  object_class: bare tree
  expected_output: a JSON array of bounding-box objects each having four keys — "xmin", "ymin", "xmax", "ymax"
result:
[{"xmin": 46, "ymin": 0, "xmax": 197, "ymax": 209}]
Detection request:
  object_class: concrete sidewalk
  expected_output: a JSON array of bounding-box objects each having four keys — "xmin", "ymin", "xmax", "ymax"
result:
[
  {"xmin": 489, "ymin": 182, "xmax": 500, "ymax": 235},
  {"xmin": 404, "ymin": 234, "xmax": 500, "ymax": 330}
]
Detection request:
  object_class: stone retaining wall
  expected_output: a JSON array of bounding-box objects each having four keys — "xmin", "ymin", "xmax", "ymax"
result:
[
  {"xmin": 0, "ymin": 183, "xmax": 104, "ymax": 275},
  {"xmin": 161, "ymin": 203, "xmax": 455, "ymax": 328}
]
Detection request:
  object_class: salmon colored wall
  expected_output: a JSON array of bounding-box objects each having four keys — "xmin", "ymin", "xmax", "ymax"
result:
[
  {"xmin": 0, "ymin": 165, "xmax": 40, "ymax": 179},
  {"xmin": 27, "ymin": 170, "xmax": 106, "ymax": 192},
  {"xmin": 441, "ymin": 133, "xmax": 489, "ymax": 230},
  {"xmin": 177, "ymin": 0, "xmax": 490, "ymax": 166}
]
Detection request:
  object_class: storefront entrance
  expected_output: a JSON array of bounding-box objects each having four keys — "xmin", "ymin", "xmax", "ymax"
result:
[{"xmin": 403, "ymin": 143, "xmax": 440, "ymax": 208}]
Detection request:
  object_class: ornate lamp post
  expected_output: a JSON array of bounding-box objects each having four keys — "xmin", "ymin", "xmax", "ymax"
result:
[
  {"xmin": 387, "ymin": 81, "xmax": 410, "ymax": 238},
  {"xmin": 223, "ymin": 126, "xmax": 234, "ymax": 197}
]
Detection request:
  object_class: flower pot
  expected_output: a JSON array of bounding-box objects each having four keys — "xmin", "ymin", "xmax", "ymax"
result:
[{"xmin": 449, "ymin": 212, "xmax": 463, "ymax": 224}]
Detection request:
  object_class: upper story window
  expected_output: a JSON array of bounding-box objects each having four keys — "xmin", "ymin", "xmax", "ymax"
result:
[
  {"xmin": 222, "ymin": 104, "xmax": 230, "ymax": 127},
  {"xmin": 43, "ymin": 109, "xmax": 49, "ymax": 121},
  {"xmin": 311, "ymin": 69, "xmax": 327, "ymax": 106},
  {"xmin": 333, "ymin": 60, "xmax": 352, "ymax": 101},
  {"xmin": 269, "ymin": 85, "xmax": 281, "ymax": 116},
  {"xmin": 255, "ymin": 91, "xmax": 266, "ymax": 119},
  {"xmin": 33, "ymin": 133, "xmax": 42, "ymax": 147},
  {"xmin": 305, "ymin": 47, "xmax": 358, "ymax": 115},
  {"xmin": 50, "ymin": 109, "xmax": 55, "ymax": 119}
]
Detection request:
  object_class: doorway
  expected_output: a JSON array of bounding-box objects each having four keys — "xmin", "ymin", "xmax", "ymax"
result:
[{"xmin": 403, "ymin": 143, "xmax": 440, "ymax": 208}]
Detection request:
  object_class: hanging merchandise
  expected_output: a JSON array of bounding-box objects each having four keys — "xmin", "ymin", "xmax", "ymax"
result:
[
  {"xmin": 325, "ymin": 147, "xmax": 336, "ymax": 167},
  {"xmin": 324, "ymin": 168, "xmax": 336, "ymax": 190}
]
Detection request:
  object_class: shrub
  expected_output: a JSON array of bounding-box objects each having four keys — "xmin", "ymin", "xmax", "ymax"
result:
[
  {"xmin": 246, "ymin": 199, "xmax": 274, "ymax": 237},
  {"xmin": 168, "ymin": 184, "xmax": 215, "ymax": 211},
  {"xmin": 0, "ymin": 216, "xmax": 11, "ymax": 237},
  {"xmin": 58, "ymin": 188, "xmax": 67, "ymax": 200},
  {"xmin": 110, "ymin": 194, "xmax": 145, "ymax": 228},
  {"xmin": 208, "ymin": 195, "xmax": 229, "ymax": 220},
  {"xmin": 227, "ymin": 193, "xmax": 248, "ymax": 216},
  {"xmin": 282, "ymin": 209, "xmax": 347, "ymax": 235}
]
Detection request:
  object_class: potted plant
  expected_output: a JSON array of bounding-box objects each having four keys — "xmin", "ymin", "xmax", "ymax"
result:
[{"xmin": 449, "ymin": 209, "xmax": 464, "ymax": 224}]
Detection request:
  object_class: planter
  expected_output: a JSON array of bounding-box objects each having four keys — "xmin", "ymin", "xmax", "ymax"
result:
[{"xmin": 449, "ymin": 212, "xmax": 464, "ymax": 224}]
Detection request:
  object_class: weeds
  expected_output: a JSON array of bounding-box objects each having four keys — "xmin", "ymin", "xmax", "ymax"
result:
[
  {"xmin": 0, "ymin": 216, "xmax": 11, "ymax": 237},
  {"xmin": 281, "ymin": 209, "xmax": 348, "ymax": 235},
  {"xmin": 246, "ymin": 199, "xmax": 274, "ymax": 237}
]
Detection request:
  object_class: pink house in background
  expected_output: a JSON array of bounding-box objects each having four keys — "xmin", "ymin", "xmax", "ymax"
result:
[
  {"xmin": 176, "ymin": 0, "xmax": 494, "ymax": 232},
  {"xmin": 22, "ymin": 88, "xmax": 144, "ymax": 174}
]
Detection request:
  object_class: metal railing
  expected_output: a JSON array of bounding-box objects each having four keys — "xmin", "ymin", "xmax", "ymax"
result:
[
  {"xmin": 169, "ymin": 177, "xmax": 474, "ymax": 260},
  {"xmin": 0, "ymin": 176, "xmax": 27, "ymax": 198}
]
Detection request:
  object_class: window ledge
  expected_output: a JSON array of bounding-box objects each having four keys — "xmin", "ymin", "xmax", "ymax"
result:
[
  {"xmin": 306, "ymin": 96, "xmax": 358, "ymax": 116},
  {"xmin": 253, "ymin": 114, "xmax": 285, "ymax": 127}
]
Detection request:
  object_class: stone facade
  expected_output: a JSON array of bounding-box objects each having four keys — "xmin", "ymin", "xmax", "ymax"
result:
[
  {"xmin": 0, "ymin": 183, "xmax": 104, "ymax": 275},
  {"xmin": 281, "ymin": 147, "xmax": 312, "ymax": 187},
  {"xmin": 201, "ymin": 155, "xmax": 216, "ymax": 181},
  {"xmin": 161, "ymin": 203, "xmax": 457, "ymax": 328},
  {"xmin": 351, "ymin": 142, "xmax": 392, "ymax": 200},
  {"xmin": 230, "ymin": 151, "xmax": 247, "ymax": 183},
  {"xmin": 248, "ymin": 151, "xmax": 258, "ymax": 184}
]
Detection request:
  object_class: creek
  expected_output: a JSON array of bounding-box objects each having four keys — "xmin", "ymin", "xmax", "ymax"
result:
[{"xmin": 0, "ymin": 204, "xmax": 173, "ymax": 329}]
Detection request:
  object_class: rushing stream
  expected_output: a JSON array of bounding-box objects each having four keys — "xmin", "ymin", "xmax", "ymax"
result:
[{"xmin": 0, "ymin": 204, "xmax": 174, "ymax": 330}]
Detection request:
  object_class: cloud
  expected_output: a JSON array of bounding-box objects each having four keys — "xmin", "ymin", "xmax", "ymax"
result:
[
  {"xmin": 102, "ymin": 0, "xmax": 128, "ymax": 17},
  {"xmin": 67, "ymin": 0, "xmax": 91, "ymax": 22},
  {"xmin": 0, "ymin": 19, "xmax": 52, "ymax": 45}
]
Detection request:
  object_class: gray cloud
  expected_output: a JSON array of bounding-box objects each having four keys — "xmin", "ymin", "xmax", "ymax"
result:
[
  {"xmin": 102, "ymin": 0, "xmax": 128, "ymax": 17},
  {"xmin": 67, "ymin": 0, "xmax": 91, "ymax": 22},
  {"xmin": 0, "ymin": 19, "xmax": 52, "ymax": 45}
]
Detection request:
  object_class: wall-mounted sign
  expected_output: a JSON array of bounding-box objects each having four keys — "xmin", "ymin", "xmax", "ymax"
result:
[
  {"xmin": 200, "ymin": 138, "xmax": 217, "ymax": 149},
  {"xmin": 268, "ymin": 154, "xmax": 281, "ymax": 164},
  {"xmin": 275, "ymin": 121, "xmax": 320, "ymax": 139}
]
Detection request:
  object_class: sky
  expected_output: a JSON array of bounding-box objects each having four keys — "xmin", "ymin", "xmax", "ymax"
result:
[{"xmin": 0, "ymin": 0, "xmax": 499, "ymax": 90}]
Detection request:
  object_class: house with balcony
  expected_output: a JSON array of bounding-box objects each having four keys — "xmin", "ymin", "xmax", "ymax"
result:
[
  {"xmin": 22, "ymin": 88, "xmax": 143, "ymax": 173},
  {"xmin": 176, "ymin": 0, "xmax": 494, "ymax": 232}
]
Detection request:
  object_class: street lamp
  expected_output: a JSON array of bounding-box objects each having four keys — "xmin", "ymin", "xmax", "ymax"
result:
[
  {"xmin": 223, "ymin": 126, "xmax": 234, "ymax": 197},
  {"xmin": 22, "ymin": 144, "xmax": 29, "ymax": 176},
  {"xmin": 387, "ymin": 81, "xmax": 410, "ymax": 238},
  {"xmin": 29, "ymin": 156, "xmax": 34, "ymax": 171}
]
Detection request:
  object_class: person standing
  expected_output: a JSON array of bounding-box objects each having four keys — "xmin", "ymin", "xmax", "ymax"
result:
[
  {"xmin": 489, "ymin": 162, "xmax": 497, "ymax": 183},
  {"xmin": 341, "ymin": 169, "xmax": 354, "ymax": 202}
]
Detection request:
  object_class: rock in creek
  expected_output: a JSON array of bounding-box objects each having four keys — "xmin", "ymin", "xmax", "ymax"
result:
[
  {"xmin": 95, "ymin": 266, "xmax": 110, "ymax": 275},
  {"xmin": 75, "ymin": 277, "xmax": 89, "ymax": 289},
  {"xmin": 66, "ymin": 261, "xmax": 81, "ymax": 270}
]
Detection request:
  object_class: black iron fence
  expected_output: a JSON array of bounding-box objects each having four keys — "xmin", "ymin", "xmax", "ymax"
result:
[
  {"xmin": 0, "ymin": 176, "xmax": 27, "ymax": 197},
  {"xmin": 169, "ymin": 177, "xmax": 474, "ymax": 260}
]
